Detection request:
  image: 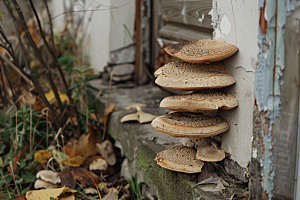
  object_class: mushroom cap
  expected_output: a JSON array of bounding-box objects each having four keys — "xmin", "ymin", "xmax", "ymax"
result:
[
  {"xmin": 89, "ymin": 158, "xmax": 108, "ymax": 171},
  {"xmin": 36, "ymin": 170, "xmax": 61, "ymax": 184},
  {"xmin": 154, "ymin": 61, "xmax": 235, "ymax": 91},
  {"xmin": 34, "ymin": 179, "xmax": 56, "ymax": 189},
  {"xmin": 155, "ymin": 143, "xmax": 204, "ymax": 173},
  {"xmin": 160, "ymin": 92, "xmax": 238, "ymax": 112},
  {"xmin": 96, "ymin": 140, "xmax": 116, "ymax": 166},
  {"xmin": 164, "ymin": 39, "xmax": 239, "ymax": 63},
  {"xmin": 151, "ymin": 112, "xmax": 229, "ymax": 137},
  {"xmin": 196, "ymin": 146, "xmax": 225, "ymax": 162}
]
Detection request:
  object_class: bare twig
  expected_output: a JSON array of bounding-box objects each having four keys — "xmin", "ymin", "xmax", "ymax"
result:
[
  {"xmin": 51, "ymin": 2, "xmax": 130, "ymax": 20},
  {"xmin": 0, "ymin": 56, "xmax": 19, "ymax": 109},
  {"xmin": 3, "ymin": 0, "xmax": 62, "ymax": 129},
  {"xmin": 42, "ymin": 0, "xmax": 55, "ymax": 51},
  {"xmin": 12, "ymin": 0, "xmax": 64, "ymax": 113}
]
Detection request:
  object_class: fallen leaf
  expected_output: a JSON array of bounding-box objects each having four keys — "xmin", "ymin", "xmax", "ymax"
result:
[
  {"xmin": 26, "ymin": 186, "xmax": 65, "ymax": 200},
  {"xmin": 8, "ymin": 146, "xmax": 27, "ymax": 173},
  {"xmin": 62, "ymin": 143, "xmax": 77, "ymax": 158},
  {"xmin": 59, "ymin": 195, "xmax": 75, "ymax": 200},
  {"xmin": 45, "ymin": 90, "xmax": 69, "ymax": 104},
  {"xmin": 71, "ymin": 167, "xmax": 101, "ymax": 187},
  {"xmin": 62, "ymin": 155, "xmax": 85, "ymax": 167},
  {"xmin": 12, "ymin": 196, "xmax": 26, "ymax": 200},
  {"xmin": 34, "ymin": 150, "xmax": 51, "ymax": 164},
  {"xmin": 84, "ymin": 187, "xmax": 98, "ymax": 194},
  {"xmin": 59, "ymin": 168, "xmax": 76, "ymax": 189},
  {"xmin": 90, "ymin": 112, "xmax": 100, "ymax": 121},
  {"xmin": 101, "ymin": 103, "xmax": 115, "ymax": 126},
  {"xmin": 102, "ymin": 188, "xmax": 118, "ymax": 200},
  {"xmin": 51, "ymin": 149, "xmax": 70, "ymax": 164},
  {"xmin": 75, "ymin": 125, "xmax": 101, "ymax": 157}
]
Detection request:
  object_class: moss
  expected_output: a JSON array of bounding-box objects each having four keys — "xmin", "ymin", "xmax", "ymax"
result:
[{"xmin": 137, "ymin": 145, "xmax": 194, "ymax": 200}]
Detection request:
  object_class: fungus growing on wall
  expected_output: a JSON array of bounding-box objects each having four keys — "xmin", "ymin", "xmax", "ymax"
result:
[{"xmin": 151, "ymin": 39, "xmax": 238, "ymax": 173}]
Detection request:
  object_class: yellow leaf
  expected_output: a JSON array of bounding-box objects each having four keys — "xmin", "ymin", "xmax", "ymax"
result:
[
  {"xmin": 61, "ymin": 155, "xmax": 85, "ymax": 167},
  {"xmin": 45, "ymin": 90, "xmax": 69, "ymax": 104},
  {"xmin": 34, "ymin": 150, "xmax": 51, "ymax": 164},
  {"xmin": 25, "ymin": 186, "xmax": 65, "ymax": 200}
]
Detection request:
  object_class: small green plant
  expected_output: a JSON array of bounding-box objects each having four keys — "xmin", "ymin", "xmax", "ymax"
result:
[{"xmin": 130, "ymin": 172, "xmax": 142, "ymax": 200}]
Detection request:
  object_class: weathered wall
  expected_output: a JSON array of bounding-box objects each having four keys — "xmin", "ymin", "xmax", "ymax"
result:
[
  {"xmin": 50, "ymin": 0, "xmax": 135, "ymax": 72},
  {"xmin": 212, "ymin": 0, "xmax": 259, "ymax": 168}
]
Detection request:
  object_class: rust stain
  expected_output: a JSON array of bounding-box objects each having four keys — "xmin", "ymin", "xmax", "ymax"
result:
[
  {"xmin": 262, "ymin": 191, "xmax": 269, "ymax": 200},
  {"xmin": 259, "ymin": 0, "xmax": 268, "ymax": 34}
]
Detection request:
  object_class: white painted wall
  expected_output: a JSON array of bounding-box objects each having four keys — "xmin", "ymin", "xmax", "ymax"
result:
[
  {"xmin": 49, "ymin": 0, "xmax": 135, "ymax": 72},
  {"xmin": 212, "ymin": 0, "xmax": 258, "ymax": 168}
]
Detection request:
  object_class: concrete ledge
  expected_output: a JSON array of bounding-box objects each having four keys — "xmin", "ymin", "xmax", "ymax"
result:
[{"xmin": 88, "ymin": 81, "xmax": 248, "ymax": 200}]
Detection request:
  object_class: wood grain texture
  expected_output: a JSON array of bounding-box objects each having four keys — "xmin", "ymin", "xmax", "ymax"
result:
[
  {"xmin": 271, "ymin": 5, "xmax": 300, "ymax": 198},
  {"xmin": 162, "ymin": 0, "xmax": 213, "ymax": 29}
]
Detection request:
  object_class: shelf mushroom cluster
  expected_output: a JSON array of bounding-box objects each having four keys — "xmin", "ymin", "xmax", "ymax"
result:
[{"xmin": 151, "ymin": 39, "xmax": 239, "ymax": 173}]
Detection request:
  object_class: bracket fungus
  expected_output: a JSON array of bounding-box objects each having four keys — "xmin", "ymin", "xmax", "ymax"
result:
[
  {"xmin": 120, "ymin": 103, "xmax": 156, "ymax": 123},
  {"xmin": 160, "ymin": 92, "xmax": 238, "ymax": 112},
  {"xmin": 154, "ymin": 61, "xmax": 236, "ymax": 91},
  {"xmin": 196, "ymin": 146, "xmax": 225, "ymax": 162},
  {"xmin": 164, "ymin": 39, "xmax": 238, "ymax": 63},
  {"xmin": 155, "ymin": 143, "xmax": 204, "ymax": 173},
  {"xmin": 151, "ymin": 112, "xmax": 229, "ymax": 138}
]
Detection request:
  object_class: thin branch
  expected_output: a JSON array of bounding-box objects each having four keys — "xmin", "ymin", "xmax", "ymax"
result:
[
  {"xmin": 3, "ymin": 0, "xmax": 62, "ymax": 129},
  {"xmin": 0, "ymin": 56, "xmax": 19, "ymax": 109},
  {"xmin": 51, "ymin": 2, "xmax": 130, "ymax": 20},
  {"xmin": 11, "ymin": 0, "xmax": 64, "ymax": 113},
  {"xmin": 0, "ymin": 63, "xmax": 7, "ymax": 107},
  {"xmin": 42, "ymin": 0, "xmax": 55, "ymax": 51}
]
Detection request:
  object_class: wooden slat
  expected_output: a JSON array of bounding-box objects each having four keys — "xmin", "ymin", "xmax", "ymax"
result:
[
  {"xmin": 158, "ymin": 23, "xmax": 212, "ymax": 42},
  {"xmin": 162, "ymin": 0, "xmax": 212, "ymax": 29}
]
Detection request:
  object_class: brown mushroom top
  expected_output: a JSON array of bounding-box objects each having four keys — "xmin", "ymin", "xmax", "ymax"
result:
[
  {"xmin": 155, "ymin": 143, "xmax": 204, "ymax": 173},
  {"xmin": 196, "ymin": 146, "xmax": 225, "ymax": 162},
  {"xmin": 151, "ymin": 112, "xmax": 229, "ymax": 137},
  {"xmin": 164, "ymin": 39, "xmax": 238, "ymax": 63},
  {"xmin": 154, "ymin": 61, "xmax": 235, "ymax": 91},
  {"xmin": 160, "ymin": 92, "xmax": 238, "ymax": 112}
]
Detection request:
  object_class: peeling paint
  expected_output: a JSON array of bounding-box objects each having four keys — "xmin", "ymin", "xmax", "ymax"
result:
[
  {"xmin": 254, "ymin": 0, "xmax": 289, "ymax": 199},
  {"xmin": 215, "ymin": 15, "xmax": 231, "ymax": 39}
]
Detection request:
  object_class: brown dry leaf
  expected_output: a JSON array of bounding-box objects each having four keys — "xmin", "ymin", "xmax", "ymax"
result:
[
  {"xmin": 33, "ymin": 96, "xmax": 45, "ymax": 111},
  {"xmin": 12, "ymin": 196, "xmax": 26, "ymax": 200},
  {"xmin": 34, "ymin": 150, "xmax": 51, "ymax": 164},
  {"xmin": 75, "ymin": 125, "xmax": 101, "ymax": 157},
  {"xmin": 59, "ymin": 195, "xmax": 75, "ymax": 200},
  {"xmin": 59, "ymin": 168, "xmax": 76, "ymax": 189},
  {"xmin": 90, "ymin": 112, "xmax": 100, "ymax": 121},
  {"xmin": 102, "ymin": 188, "xmax": 118, "ymax": 200},
  {"xmin": 62, "ymin": 143, "xmax": 76, "ymax": 158},
  {"xmin": 71, "ymin": 167, "xmax": 101, "ymax": 187},
  {"xmin": 101, "ymin": 102, "xmax": 115, "ymax": 125},
  {"xmin": 25, "ymin": 186, "xmax": 65, "ymax": 200},
  {"xmin": 62, "ymin": 155, "xmax": 85, "ymax": 167}
]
